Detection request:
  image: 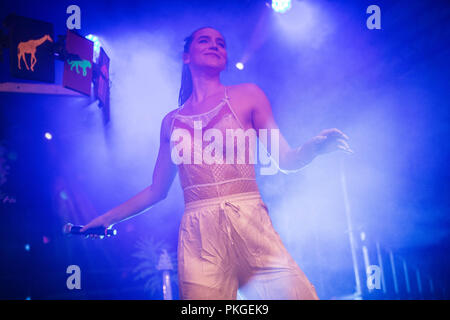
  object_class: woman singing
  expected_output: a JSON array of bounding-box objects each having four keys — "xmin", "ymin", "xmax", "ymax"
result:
[{"xmin": 82, "ymin": 26, "xmax": 353, "ymax": 300}]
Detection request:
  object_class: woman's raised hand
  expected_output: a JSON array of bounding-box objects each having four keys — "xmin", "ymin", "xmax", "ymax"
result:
[{"xmin": 303, "ymin": 128, "xmax": 354, "ymax": 157}]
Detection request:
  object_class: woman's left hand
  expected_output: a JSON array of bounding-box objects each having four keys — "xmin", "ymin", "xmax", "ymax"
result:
[{"xmin": 303, "ymin": 128, "xmax": 354, "ymax": 157}]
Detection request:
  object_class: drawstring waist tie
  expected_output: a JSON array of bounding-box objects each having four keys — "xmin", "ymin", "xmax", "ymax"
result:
[{"xmin": 183, "ymin": 192, "xmax": 262, "ymax": 245}]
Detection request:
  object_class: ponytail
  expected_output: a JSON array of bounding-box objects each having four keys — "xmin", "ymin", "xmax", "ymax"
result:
[{"xmin": 178, "ymin": 34, "xmax": 195, "ymax": 107}]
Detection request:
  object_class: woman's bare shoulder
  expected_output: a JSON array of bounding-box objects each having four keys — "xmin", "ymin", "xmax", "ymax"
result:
[
  {"xmin": 166, "ymin": 107, "xmax": 180, "ymax": 118},
  {"xmin": 228, "ymin": 83, "xmax": 268, "ymax": 108},
  {"xmin": 228, "ymin": 83, "xmax": 265, "ymax": 98},
  {"xmin": 229, "ymin": 82, "xmax": 260, "ymax": 92},
  {"xmin": 161, "ymin": 108, "xmax": 178, "ymax": 125},
  {"xmin": 160, "ymin": 108, "xmax": 180, "ymax": 139}
]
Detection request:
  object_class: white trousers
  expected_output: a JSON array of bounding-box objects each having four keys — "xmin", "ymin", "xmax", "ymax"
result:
[{"xmin": 177, "ymin": 191, "xmax": 319, "ymax": 300}]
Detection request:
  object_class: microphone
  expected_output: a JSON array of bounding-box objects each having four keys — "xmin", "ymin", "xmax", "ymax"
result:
[{"xmin": 63, "ymin": 223, "xmax": 117, "ymax": 237}]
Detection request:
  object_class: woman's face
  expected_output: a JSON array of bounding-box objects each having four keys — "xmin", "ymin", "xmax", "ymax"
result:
[{"xmin": 184, "ymin": 27, "xmax": 227, "ymax": 73}]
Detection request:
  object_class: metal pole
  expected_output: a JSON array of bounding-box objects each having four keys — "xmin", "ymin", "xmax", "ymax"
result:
[
  {"xmin": 339, "ymin": 157, "xmax": 362, "ymax": 299},
  {"xmin": 361, "ymin": 232, "xmax": 371, "ymax": 293},
  {"xmin": 376, "ymin": 242, "xmax": 387, "ymax": 294},
  {"xmin": 156, "ymin": 249, "xmax": 174, "ymax": 300},
  {"xmin": 402, "ymin": 258, "xmax": 411, "ymax": 295},
  {"xmin": 429, "ymin": 277, "xmax": 434, "ymax": 298},
  {"xmin": 389, "ymin": 250, "xmax": 399, "ymax": 296},
  {"xmin": 416, "ymin": 269, "xmax": 422, "ymax": 298},
  {"xmin": 162, "ymin": 270, "xmax": 173, "ymax": 300}
]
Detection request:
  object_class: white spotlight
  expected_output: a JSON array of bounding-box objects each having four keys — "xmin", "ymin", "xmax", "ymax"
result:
[
  {"xmin": 271, "ymin": 0, "xmax": 292, "ymax": 14},
  {"xmin": 86, "ymin": 34, "xmax": 102, "ymax": 62},
  {"xmin": 44, "ymin": 132, "xmax": 52, "ymax": 140},
  {"xmin": 235, "ymin": 62, "xmax": 244, "ymax": 70}
]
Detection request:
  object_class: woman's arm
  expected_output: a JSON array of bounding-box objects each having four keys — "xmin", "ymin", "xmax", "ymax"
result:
[
  {"xmin": 81, "ymin": 111, "xmax": 178, "ymax": 231},
  {"xmin": 247, "ymin": 83, "xmax": 352, "ymax": 173}
]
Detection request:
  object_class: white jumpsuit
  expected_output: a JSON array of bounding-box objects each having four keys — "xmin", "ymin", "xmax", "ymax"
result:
[{"xmin": 170, "ymin": 86, "xmax": 318, "ymax": 300}]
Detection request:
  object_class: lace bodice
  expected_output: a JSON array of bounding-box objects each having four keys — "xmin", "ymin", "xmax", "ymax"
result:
[{"xmin": 170, "ymin": 86, "xmax": 259, "ymax": 203}]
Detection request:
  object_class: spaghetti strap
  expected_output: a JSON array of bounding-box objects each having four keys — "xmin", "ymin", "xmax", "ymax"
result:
[
  {"xmin": 171, "ymin": 85, "xmax": 245, "ymax": 130},
  {"xmin": 169, "ymin": 107, "xmax": 181, "ymax": 135},
  {"xmin": 223, "ymin": 86, "xmax": 246, "ymax": 130}
]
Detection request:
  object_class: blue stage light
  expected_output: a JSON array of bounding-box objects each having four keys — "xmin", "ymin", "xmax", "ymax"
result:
[
  {"xmin": 59, "ymin": 191, "xmax": 68, "ymax": 200},
  {"xmin": 24, "ymin": 244, "xmax": 30, "ymax": 251},
  {"xmin": 86, "ymin": 34, "xmax": 102, "ymax": 62}
]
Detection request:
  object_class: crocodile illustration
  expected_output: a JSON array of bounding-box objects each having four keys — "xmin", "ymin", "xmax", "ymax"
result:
[{"xmin": 67, "ymin": 59, "xmax": 92, "ymax": 76}]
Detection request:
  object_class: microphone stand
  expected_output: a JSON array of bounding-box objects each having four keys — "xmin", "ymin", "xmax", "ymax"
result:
[
  {"xmin": 156, "ymin": 249, "xmax": 174, "ymax": 300},
  {"xmin": 340, "ymin": 157, "xmax": 362, "ymax": 299}
]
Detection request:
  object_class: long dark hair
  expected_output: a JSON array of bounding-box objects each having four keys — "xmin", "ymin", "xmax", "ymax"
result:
[
  {"xmin": 178, "ymin": 33, "xmax": 195, "ymax": 107},
  {"xmin": 177, "ymin": 26, "xmax": 225, "ymax": 107}
]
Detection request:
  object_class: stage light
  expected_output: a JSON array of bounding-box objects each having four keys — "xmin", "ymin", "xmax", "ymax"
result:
[
  {"xmin": 42, "ymin": 236, "xmax": 50, "ymax": 244},
  {"xmin": 360, "ymin": 231, "xmax": 366, "ymax": 241},
  {"xmin": 24, "ymin": 244, "xmax": 30, "ymax": 251},
  {"xmin": 86, "ymin": 34, "xmax": 101, "ymax": 62},
  {"xmin": 274, "ymin": 1, "xmax": 327, "ymax": 49},
  {"xmin": 44, "ymin": 132, "xmax": 52, "ymax": 140},
  {"xmin": 271, "ymin": 0, "xmax": 292, "ymax": 14},
  {"xmin": 236, "ymin": 62, "xmax": 244, "ymax": 70},
  {"xmin": 59, "ymin": 190, "xmax": 68, "ymax": 200}
]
